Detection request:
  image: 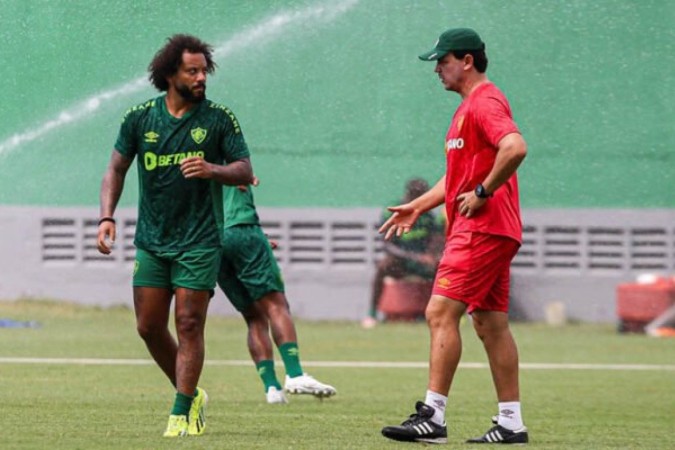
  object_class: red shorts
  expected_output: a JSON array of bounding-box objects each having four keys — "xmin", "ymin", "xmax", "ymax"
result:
[{"xmin": 432, "ymin": 232, "xmax": 520, "ymax": 313}]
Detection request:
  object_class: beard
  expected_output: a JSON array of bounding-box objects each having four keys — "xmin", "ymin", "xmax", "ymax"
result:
[{"xmin": 175, "ymin": 82, "xmax": 206, "ymax": 103}]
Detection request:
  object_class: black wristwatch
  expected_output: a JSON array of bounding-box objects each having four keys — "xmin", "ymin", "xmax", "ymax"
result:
[{"xmin": 475, "ymin": 183, "xmax": 493, "ymax": 199}]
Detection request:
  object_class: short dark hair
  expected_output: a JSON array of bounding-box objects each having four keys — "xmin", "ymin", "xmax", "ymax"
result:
[
  {"xmin": 450, "ymin": 49, "xmax": 488, "ymax": 73},
  {"xmin": 405, "ymin": 178, "xmax": 429, "ymax": 199},
  {"xmin": 148, "ymin": 34, "xmax": 217, "ymax": 91}
]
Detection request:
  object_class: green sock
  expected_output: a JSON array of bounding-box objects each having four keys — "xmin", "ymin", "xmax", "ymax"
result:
[
  {"xmin": 170, "ymin": 392, "xmax": 193, "ymax": 416},
  {"xmin": 256, "ymin": 359, "xmax": 282, "ymax": 392},
  {"xmin": 279, "ymin": 342, "xmax": 303, "ymax": 378}
]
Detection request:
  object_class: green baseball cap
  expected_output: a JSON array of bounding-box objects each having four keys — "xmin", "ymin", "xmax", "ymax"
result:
[{"xmin": 418, "ymin": 28, "xmax": 485, "ymax": 61}]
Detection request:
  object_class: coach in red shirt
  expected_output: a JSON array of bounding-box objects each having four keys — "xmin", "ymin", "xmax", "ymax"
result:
[{"xmin": 380, "ymin": 28, "xmax": 529, "ymax": 445}]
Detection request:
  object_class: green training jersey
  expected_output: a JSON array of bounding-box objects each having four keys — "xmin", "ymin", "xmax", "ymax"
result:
[
  {"xmin": 115, "ymin": 95, "xmax": 250, "ymax": 251},
  {"xmin": 223, "ymin": 185, "xmax": 260, "ymax": 228}
]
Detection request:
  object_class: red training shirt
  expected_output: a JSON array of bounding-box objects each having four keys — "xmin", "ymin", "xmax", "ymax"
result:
[{"xmin": 443, "ymin": 82, "xmax": 522, "ymax": 243}]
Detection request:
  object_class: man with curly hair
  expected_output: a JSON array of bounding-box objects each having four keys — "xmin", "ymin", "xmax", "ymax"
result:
[{"xmin": 97, "ymin": 34, "xmax": 253, "ymax": 437}]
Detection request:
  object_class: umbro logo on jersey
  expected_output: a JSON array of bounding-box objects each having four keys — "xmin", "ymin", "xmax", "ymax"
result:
[
  {"xmin": 144, "ymin": 131, "xmax": 159, "ymax": 143},
  {"xmin": 436, "ymin": 277, "xmax": 451, "ymax": 288},
  {"xmin": 191, "ymin": 127, "xmax": 207, "ymax": 144}
]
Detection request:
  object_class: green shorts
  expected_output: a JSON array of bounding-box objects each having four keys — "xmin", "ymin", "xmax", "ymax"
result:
[
  {"xmin": 133, "ymin": 247, "xmax": 222, "ymax": 291},
  {"xmin": 217, "ymin": 225, "xmax": 285, "ymax": 312}
]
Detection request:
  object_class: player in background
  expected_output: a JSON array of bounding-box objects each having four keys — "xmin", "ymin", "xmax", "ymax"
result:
[
  {"xmin": 362, "ymin": 177, "xmax": 444, "ymax": 328},
  {"xmin": 218, "ymin": 178, "xmax": 336, "ymax": 403},
  {"xmin": 97, "ymin": 34, "xmax": 253, "ymax": 437},
  {"xmin": 380, "ymin": 28, "xmax": 529, "ymax": 445}
]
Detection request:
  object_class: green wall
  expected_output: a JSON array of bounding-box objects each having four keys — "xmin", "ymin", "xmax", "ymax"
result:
[{"xmin": 1, "ymin": 0, "xmax": 673, "ymax": 208}]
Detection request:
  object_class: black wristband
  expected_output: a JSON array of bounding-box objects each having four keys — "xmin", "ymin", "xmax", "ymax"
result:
[{"xmin": 98, "ymin": 217, "xmax": 116, "ymax": 226}]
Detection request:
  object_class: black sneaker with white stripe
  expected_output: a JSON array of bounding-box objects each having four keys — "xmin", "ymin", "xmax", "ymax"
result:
[
  {"xmin": 466, "ymin": 424, "xmax": 529, "ymax": 444},
  {"xmin": 381, "ymin": 401, "xmax": 447, "ymax": 444}
]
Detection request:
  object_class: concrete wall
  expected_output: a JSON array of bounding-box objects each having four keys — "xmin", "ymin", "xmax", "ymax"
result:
[{"xmin": 2, "ymin": 206, "xmax": 674, "ymax": 323}]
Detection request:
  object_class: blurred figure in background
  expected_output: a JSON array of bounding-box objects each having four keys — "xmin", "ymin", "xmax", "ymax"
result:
[{"xmin": 362, "ymin": 178, "xmax": 444, "ymax": 329}]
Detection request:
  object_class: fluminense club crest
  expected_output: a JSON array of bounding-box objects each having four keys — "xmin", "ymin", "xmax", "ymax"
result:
[{"xmin": 191, "ymin": 127, "xmax": 207, "ymax": 144}]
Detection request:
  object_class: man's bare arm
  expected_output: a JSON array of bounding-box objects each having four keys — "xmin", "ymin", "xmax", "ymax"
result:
[
  {"xmin": 180, "ymin": 156, "xmax": 253, "ymax": 186},
  {"xmin": 98, "ymin": 150, "xmax": 132, "ymax": 254},
  {"xmin": 481, "ymin": 133, "xmax": 527, "ymax": 194}
]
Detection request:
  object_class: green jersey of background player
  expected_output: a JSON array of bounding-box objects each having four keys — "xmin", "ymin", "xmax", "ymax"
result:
[
  {"xmin": 218, "ymin": 180, "xmax": 336, "ymax": 403},
  {"xmin": 98, "ymin": 34, "xmax": 254, "ymax": 438}
]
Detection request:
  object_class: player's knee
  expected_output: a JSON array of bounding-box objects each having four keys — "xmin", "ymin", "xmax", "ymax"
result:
[
  {"xmin": 472, "ymin": 315, "xmax": 491, "ymax": 340},
  {"xmin": 425, "ymin": 301, "xmax": 447, "ymax": 328},
  {"xmin": 473, "ymin": 325, "xmax": 488, "ymax": 342},
  {"xmin": 259, "ymin": 292, "xmax": 289, "ymax": 314},
  {"xmin": 174, "ymin": 314, "xmax": 202, "ymax": 337},
  {"xmin": 243, "ymin": 309, "xmax": 267, "ymax": 328},
  {"xmin": 267, "ymin": 299, "xmax": 290, "ymax": 317},
  {"xmin": 425, "ymin": 298, "xmax": 463, "ymax": 329},
  {"xmin": 136, "ymin": 320, "xmax": 163, "ymax": 341},
  {"xmin": 472, "ymin": 317, "xmax": 509, "ymax": 343}
]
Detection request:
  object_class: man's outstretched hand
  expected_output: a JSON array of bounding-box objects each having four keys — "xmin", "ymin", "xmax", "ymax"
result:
[{"xmin": 378, "ymin": 203, "xmax": 420, "ymax": 240}]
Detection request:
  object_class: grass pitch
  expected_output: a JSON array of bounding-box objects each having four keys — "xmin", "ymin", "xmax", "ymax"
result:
[{"xmin": 1, "ymin": 299, "xmax": 674, "ymax": 449}]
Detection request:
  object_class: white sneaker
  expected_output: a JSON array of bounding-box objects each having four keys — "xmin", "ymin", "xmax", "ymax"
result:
[
  {"xmin": 361, "ymin": 316, "xmax": 378, "ymax": 329},
  {"xmin": 266, "ymin": 386, "xmax": 288, "ymax": 404},
  {"xmin": 284, "ymin": 374, "xmax": 337, "ymax": 397}
]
